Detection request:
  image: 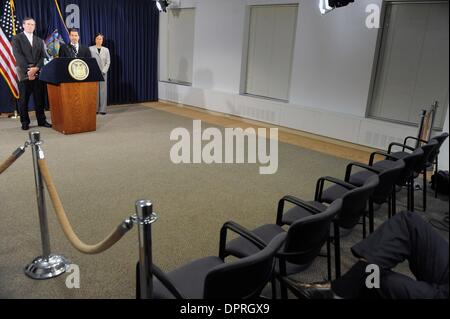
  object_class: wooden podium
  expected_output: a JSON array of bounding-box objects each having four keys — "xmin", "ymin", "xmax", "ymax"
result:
[{"xmin": 40, "ymin": 58, "xmax": 104, "ymax": 135}]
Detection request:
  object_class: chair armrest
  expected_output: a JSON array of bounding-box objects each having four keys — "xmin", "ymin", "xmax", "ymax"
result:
[
  {"xmin": 388, "ymin": 142, "xmax": 415, "ymax": 154},
  {"xmin": 404, "ymin": 136, "xmax": 428, "ymax": 146},
  {"xmin": 315, "ymin": 176, "xmax": 356, "ymax": 202},
  {"xmin": 369, "ymin": 151, "xmax": 399, "ymax": 165},
  {"xmin": 219, "ymin": 221, "xmax": 267, "ymax": 259},
  {"xmin": 276, "ymin": 195, "xmax": 322, "ymax": 225},
  {"xmin": 345, "ymin": 162, "xmax": 381, "ymax": 182},
  {"xmin": 151, "ymin": 264, "xmax": 185, "ymax": 299}
]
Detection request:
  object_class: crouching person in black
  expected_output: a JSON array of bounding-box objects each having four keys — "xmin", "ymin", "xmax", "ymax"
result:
[{"xmin": 285, "ymin": 211, "xmax": 449, "ymax": 299}]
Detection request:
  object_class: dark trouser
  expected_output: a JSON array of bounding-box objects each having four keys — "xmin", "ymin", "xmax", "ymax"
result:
[
  {"xmin": 332, "ymin": 212, "xmax": 449, "ymax": 299},
  {"xmin": 18, "ymin": 79, "xmax": 46, "ymax": 125}
]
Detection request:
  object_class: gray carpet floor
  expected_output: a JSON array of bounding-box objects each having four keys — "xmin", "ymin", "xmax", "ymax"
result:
[{"xmin": 0, "ymin": 104, "xmax": 448, "ymax": 299}]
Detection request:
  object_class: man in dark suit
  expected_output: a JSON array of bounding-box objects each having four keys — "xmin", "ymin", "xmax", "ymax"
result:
[
  {"xmin": 11, "ymin": 17, "xmax": 52, "ymax": 130},
  {"xmin": 59, "ymin": 28, "xmax": 91, "ymax": 58}
]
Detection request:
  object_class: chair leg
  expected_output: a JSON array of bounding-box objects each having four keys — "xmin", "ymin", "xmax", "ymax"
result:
[
  {"xmin": 334, "ymin": 223, "xmax": 341, "ymax": 279},
  {"xmin": 369, "ymin": 199, "xmax": 374, "ymax": 234},
  {"xmin": 280, "ymin": 284, "xmax": 288, "ymax": 299},
  {"xmin": 326, "ymin": 237, "xmax": 332, "ymax": 281},
  {"xmin": 271, "ymin": 277, "xmax": 277, "ymax": 300},
  {"xmin": 279, "ymin": 261, "xmax": 288, "ymax": 299},
  {"xmin": 423, "ymin": 169, "xmax": 427, "ymax": 212},
  {"xmin": 392, "ymin": 187, "xmax": 396, "ymax": 216},
  {"xmin": 406, "ymin": 181, "xmax": 410, "ymax": 211},
  {"xmin": 434, "ymin": 158, "xmax": 438, "ymax": 198},
  {"xmin": 387, "ymin": 195, "xmax": 392, "ymax": 219},
  {"xmin": 362, "ymin": 212, "xmax": 366, "ymax": 239}
]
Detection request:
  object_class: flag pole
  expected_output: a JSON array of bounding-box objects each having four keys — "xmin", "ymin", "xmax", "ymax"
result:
[
  {"xmin": 8, "ymin": 0, "xmax": 19, "ymax": 119},
  {"xmin": 10, "ymin": 0, "xmax": 16, "ymax": 35},
  {"xmin": 8, "ymin": 99, "xmax": 20, "ymax": 119}
]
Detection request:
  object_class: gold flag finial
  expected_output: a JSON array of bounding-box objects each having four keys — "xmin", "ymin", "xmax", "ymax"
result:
[{"xmin": 10, "ymin": 0, "xmax": 17, "ymax": 36}]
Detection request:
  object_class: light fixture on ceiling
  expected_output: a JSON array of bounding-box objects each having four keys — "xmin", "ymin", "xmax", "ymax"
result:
[
  {"xmin": 319, "ymin": 0, "xmax": 333, "ymax": 15},
  {"xmin": 319, "ymin": 0, "xmax": 355, "ymax": 15},
  {"xmin": 156, "ymin": 0, "xmax": 170, "ymax": 12}
]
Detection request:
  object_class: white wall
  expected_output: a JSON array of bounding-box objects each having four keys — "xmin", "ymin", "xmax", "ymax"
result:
[
  {"xmin": 290, "ymin": 0, "xmax": 381, "ymax": 116},
  {"xmin": 158, "ymin": 0, "xmax": 448, "ymax": 169},
  {"xmin": 192, "ymin": 0, "xmax": 246, "ymax": 93}
]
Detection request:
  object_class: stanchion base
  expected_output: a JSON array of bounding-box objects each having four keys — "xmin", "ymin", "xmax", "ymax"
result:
[{"xmin": 24, "ymin": 254, "xmax": 71, "ymax": 280}]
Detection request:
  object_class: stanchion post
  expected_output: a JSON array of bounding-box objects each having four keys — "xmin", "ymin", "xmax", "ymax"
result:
[
  {"xmin": 25, "ymin": 131, "xmax": 70, "ymax": 280},
  {"xmin": 30, "ymin": 131, "xmax": 51, "ymax": 257},
  {"xmin": 7, "ymin": 99, "xmax": 20, "ymax": 119},
  {"xmin": 135, "ymin": 200, "xmax": 158, "ymax": 299}
]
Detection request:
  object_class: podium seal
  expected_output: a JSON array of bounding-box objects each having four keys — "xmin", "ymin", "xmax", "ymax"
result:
[{"xmin": 68, "ymin": 59, "xmax": 90, "ymax": 81}]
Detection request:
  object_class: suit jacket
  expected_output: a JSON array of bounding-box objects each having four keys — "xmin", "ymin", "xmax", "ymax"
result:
[
  {"xmin": 89, "ymin": 46, "xmax": 111, "ymax": 75},
  {"xmin": 11, "ymin": 32, "xmax": 46, "ymax": 82},
  {"xmin": 59, "ymin": 43, "xmax": 92, "ymax": 58}
]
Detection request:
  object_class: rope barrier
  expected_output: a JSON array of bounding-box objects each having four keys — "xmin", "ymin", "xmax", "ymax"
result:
[
  {"xmin": 0, "ymin": 147, "xmax": 26, "ymax": 175},
  {"xmin": 38, "ymin": 158, "xmax": 133, "ymax": 255}
]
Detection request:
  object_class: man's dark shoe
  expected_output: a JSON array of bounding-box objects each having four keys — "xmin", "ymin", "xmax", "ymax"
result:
[
  {"xmin": 38, "ymin": 121, "xmax": 52, "ymax": 128},
  {"xmin": 282, "ymin": 278, "xmax": 341, "ymax": 299},
  {"xmin": 21, "ymin": 124, "xmax": 30, "ymax": 131}
]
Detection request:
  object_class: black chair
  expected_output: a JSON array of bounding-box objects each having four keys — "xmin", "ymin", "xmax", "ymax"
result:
[
  {"xmin": 368, "ymin": 147, "xmax": 424, "ymax": 213},
  {"xmin": 316, "ymin": 175, "xmax": 379, "ymax": 278},
  {"xmin": 321, "ymin": 159, "xmax": 405, "ymax": 234},
  {"xmin": 278, "ymin": 175, "xmax": 378, "ymax": 278},
  {"xmin": 223, "ymin": 199, "xmax": 343, "ymax": 299},
  {"xmin": 136, "ymin": 231, "xmax": 286, "ymax": 299},
  {"xmin": 428, "ymin": 133, "xmax": 449, "ymax": 198},
  {"xmin": 386, "ymin": 139, "xmax": 438, "ymax": 211},
  {"xmin": 402, "ymin": 133, "xmax": 449, "ymax": 199}
]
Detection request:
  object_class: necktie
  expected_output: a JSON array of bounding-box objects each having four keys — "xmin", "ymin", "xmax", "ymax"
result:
[{"xmin": 71, "ymin": 44, "xmax": 78, "ymax": 57}]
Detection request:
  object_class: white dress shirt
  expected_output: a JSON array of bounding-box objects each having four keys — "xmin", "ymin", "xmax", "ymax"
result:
[{"xmin": 24, "ymin": 32, "xmax": 33, "ymax": 46}]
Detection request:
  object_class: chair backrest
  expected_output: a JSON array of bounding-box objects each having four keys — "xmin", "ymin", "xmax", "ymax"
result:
[
  {"xmin": 414, "ymin": 139, "xmax": 438, "ymax": 173},
  {"xmin": 396, "ymin": 147, "xmax": 424, "ymax": 185},
  {"xmin": 338, "ymin": 174, "xmax": 379, "ymax": 229},
  {"xmin": 204, "ymin": 232, "xmax": 286, "ymax": 299},
  {"xmin": 428, "ymin": 132, "xmax": 449, "ymax": 164},
  {"xmin": 373, "ymin": 159, "xmax": 405, "ymax": 203},
  {"xmin": 283, "ymin": 199, "xmax": 342, "ymax": 265},
  {"xmin": 431, "ymin": 132, "xmax": 449, "ymax": 148}
]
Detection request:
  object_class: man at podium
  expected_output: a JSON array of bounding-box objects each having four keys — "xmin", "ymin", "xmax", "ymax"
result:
[
  {"xmin": 39, "ymin": 42, "xmax": 105, "ymax": 135},
  {"xmin": 59, "ymin": 29, "xmax": 91, "ymax": 58}
]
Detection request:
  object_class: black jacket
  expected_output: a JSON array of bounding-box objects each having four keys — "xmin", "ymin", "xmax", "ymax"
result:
[
  {"xmin": 11, "ymin": 32, "xmax": 46, "ymax": 82},
  {"xmin": 59, "ymin": 43, "xmax": 92, "ymax": 58}
]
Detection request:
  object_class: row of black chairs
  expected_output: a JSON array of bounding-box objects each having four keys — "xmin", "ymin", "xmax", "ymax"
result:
[{"xmin": 136, "ymin": 132, "xmax": 448, "ymax": 299}]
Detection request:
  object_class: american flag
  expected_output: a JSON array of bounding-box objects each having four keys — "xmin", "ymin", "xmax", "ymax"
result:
[{"xmin": 0, "ymin": 0, "xmax": 22, "ymax": 98}]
